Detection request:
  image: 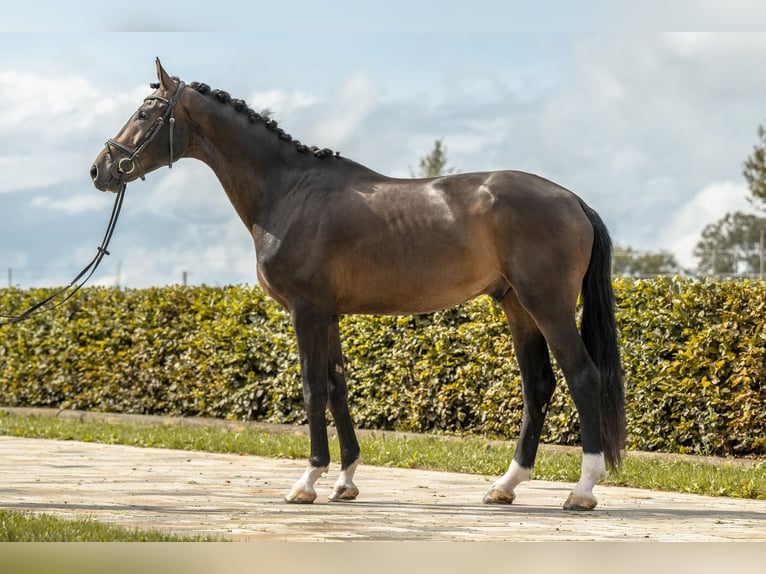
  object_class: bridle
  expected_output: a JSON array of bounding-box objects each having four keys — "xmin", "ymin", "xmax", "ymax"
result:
[
  {"xmin": 0, "ymin": 81, "xmax": 186, "ymax": 325},
  {"xmin": 104, "ymin": 80, "xmax": 186, "ymax": 181}
]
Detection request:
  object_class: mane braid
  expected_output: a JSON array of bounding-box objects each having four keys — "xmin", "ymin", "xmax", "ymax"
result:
[{"xmin": 188, "ymin": 81, "xmax": 339, "ymax": 159}]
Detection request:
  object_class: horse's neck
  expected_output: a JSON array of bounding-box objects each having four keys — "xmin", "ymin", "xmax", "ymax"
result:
[{"xmin": 185, "ymin": 103, "xmax": 305, "ymax": 229}]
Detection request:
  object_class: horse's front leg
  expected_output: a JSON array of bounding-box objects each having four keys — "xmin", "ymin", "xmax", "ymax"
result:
[
  {"xmin": 285, "ymin": 302, "xmax": 331, "ymax": 504},
  {"xmin": 327, "ymin": 315, "xmax": 361, "ymax": 501}
]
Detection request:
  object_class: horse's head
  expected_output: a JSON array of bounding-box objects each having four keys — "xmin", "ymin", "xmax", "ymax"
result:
[{"xmin": 90, "ymin": 59, "xmax": 187, "ymax": 193}]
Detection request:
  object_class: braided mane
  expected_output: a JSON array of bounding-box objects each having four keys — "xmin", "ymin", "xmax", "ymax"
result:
[{"xmin": 151, "ymin": 81, "xmax": 339, "ymax": 159}]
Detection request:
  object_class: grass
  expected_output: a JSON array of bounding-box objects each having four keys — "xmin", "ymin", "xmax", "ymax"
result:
[
  {"xmin": 1, "ymin": 409, "xmax": 764, "ymax": 502},
  {"xmin": 0, "ymin": 509, "xmax": 217, "ymax": 542}
]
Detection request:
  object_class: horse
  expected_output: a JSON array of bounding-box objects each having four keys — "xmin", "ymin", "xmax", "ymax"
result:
[{"xmin": 90, "ymin": 59, "xmax": 625, "ymax": 511}]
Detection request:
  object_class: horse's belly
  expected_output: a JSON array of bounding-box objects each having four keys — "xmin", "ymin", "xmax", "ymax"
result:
[{"xmin": 333, "ymin": 255, "xmax": 501, "ymax": 315}]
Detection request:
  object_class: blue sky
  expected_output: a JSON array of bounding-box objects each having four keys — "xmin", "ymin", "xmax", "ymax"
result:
[{"xmin": 2, "ymin": 5, "xmax": 766, "ymax": 287}]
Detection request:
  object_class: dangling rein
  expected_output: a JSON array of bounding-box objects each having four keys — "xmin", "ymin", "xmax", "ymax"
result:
[{"xmin": 0, "ymin": 183, "xmax": 126, "ymax": 325}]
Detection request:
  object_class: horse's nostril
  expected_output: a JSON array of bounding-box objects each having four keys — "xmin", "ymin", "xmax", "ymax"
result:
[{"xmin": 90, "ymin": 164, "xmax": 98, "ymax": 181}]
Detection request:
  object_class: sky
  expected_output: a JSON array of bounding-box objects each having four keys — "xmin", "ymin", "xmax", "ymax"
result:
[{"xmin": 2, "ymin": 3, "xmax": 766, "ymax": 288}]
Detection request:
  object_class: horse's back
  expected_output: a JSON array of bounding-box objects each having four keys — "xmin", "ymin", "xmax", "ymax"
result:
[{"xmin": 416, "ymin": 169, "xmax": 595, "ymax": 266}]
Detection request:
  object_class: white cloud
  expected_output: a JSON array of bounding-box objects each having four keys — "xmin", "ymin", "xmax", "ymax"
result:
[
  {"xmin": 248, "ymin": 77, "xmax": 379, "ymax": 152},
  {"xmin": 31, "ymin": 192, "xmax": 111, "ymax": 215},
  {"xmin": 299, "ymin": 69, "xmax": 379, "ymax": 149},
  {"xmin": 668, "ymin": 32, "xmax": 766, "ymax": 58},
  {"xmin": 249, "ymin": 88, "xmax": 317, "ymax": 119},
  {"xmin": 0, "ymin": 154, "xmax": 89, "ymax": 193},
  {"xmin": 97, "ymin": 214, "xmax": 256, "ymax": 288},
  {"xmin": 0, "ymin": 71, "xmax": 146, "ymax": 136},
  {"xmin": 0, "ymin": 71, "xmax": 91, "ymax": 127},
  {"xmin": 662, "ymin": 181, "xmax": 756, "ymax": 268},
  {"xmin": 128, "ymin": 162, "xmax": 235, "ymax": 223}
]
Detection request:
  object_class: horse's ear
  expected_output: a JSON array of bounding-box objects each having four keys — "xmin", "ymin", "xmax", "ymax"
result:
[{"xmin": 155, "ymin": 58, "xmax": 174, "ymax": 91}]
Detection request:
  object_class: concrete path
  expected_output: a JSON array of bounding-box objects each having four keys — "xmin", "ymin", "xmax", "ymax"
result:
[{"xmin": 1, "ymin": 435, "xmax": 764, "ymax": 541}]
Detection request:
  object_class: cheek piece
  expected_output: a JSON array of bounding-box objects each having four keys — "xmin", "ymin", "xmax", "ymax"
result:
[{"xmin": 104, "ymin": 81, "xmax": 186, "ymax": 181}]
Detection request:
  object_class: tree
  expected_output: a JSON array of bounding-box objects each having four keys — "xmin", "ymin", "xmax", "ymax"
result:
[
  {"xmin": 415, "ymin": 139, "xmax": 454, "ymax": 178},
  {"xmin": 693, "ymin": 212, "xmax": 766, "ymax": 276},
  {"xmin": 691, "ymin": 123, "xmax": 766, "ymax": 277},
  {"xmin": 743, "ymin": 123, "xmax": 766, "ymax": 209},
  {"xmin": 612, "ymin": 245, "xmax": 680, "ymax": 277}
]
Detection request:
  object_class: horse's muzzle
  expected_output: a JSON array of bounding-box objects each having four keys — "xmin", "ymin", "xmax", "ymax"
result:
[
  {"xmin": 90, "ymin": 156, "xmax": 123, "ymax": 193},
  {"xmin": 90, "ymin": 146, "xmax": 127, "ymax": 193}
]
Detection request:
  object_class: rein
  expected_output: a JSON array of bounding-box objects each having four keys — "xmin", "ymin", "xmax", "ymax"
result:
[
  {"xmin": 0, "ymin": 183, "xmax": 126, "ymax": 325},
  {"xmin": 1, "ymin": 81, "xmax": 186, "ymax": 325}
]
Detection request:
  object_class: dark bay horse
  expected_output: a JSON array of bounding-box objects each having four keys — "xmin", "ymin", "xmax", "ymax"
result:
[{"xmin": 90, "ymin": 60, "xmax": 625, "ymax": 511}]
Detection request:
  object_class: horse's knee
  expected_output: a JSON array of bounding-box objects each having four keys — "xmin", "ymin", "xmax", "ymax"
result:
[
  {"xmin": 328, "ymin": 379, "xmax": 348, "ymax": 409},
  {"xmin": 303, "ymin": 387, "xmax": 329, "ymax": 420}
]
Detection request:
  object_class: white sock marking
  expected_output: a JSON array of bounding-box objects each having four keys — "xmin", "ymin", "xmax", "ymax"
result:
[
  {"xmin": 333, "ymin": 458, "xmax": 360, "ymax": 491},
  {"xmin": 289, "ymin": 464, "xmax": 328, "ymax": 497},
  {"xmin": 492, "ymin": 459, "xmax": 532, "ymax": 493},
  {"xmin": 571, "ymin": 453, "xmax": 606, "ymax": 499}
]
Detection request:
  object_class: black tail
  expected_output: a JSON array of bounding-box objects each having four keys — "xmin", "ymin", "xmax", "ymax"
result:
[{"xmin": 578, "ymin": 200, "xmax": 626, "ymax": 469}]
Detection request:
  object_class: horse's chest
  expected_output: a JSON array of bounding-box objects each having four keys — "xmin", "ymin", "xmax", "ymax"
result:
[{"xmin": 254, "ymin": 234, "xmax": 330, "ymax": 303}]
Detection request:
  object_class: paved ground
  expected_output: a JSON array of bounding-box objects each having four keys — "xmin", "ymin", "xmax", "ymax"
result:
[{"xmin": 1, "ymin": 434, "xmax": 765, "ymax": 541}]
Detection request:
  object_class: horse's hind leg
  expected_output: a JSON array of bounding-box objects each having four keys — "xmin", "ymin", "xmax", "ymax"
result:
[
  {"xmin": 327, "ymin": 316, "xmax": 362, "ymax": 501},
  {"xmin": 530, "ymin": 309, "xmax": 606, "ymax": 510},
  {"xmin": 484, "ymin": 292, "xmax": 557, "ymax": 505}
]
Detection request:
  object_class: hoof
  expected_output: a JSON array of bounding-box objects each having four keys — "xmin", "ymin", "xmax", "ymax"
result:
[
  {"xmin": 285, "ymin": 485, "xmax": 317, "ymax": 504},
  {"xmin": 563, "ymin": 492, "xmax": 598, "ymax": 511},
  {"xmin": 329, "ymin": 483, "xmax": 359, "ymax": 502},
  {"xmin": 482, "ymin": 485, "xmax": 516, "ymax": 505}
]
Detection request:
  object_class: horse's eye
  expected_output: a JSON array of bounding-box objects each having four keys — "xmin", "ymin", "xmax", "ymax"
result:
[{"xmin": 137, "ymin": 110, "xmax": 149, "ymax": 121}]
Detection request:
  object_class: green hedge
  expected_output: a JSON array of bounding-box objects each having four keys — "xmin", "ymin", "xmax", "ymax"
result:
[
  {"xmin": 617, "ymin": 279, "xmax": 765, "ymax": 456},
  {"xmin": 1, "ymin": 278, "xmax": 764, "ymax": 457}
]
